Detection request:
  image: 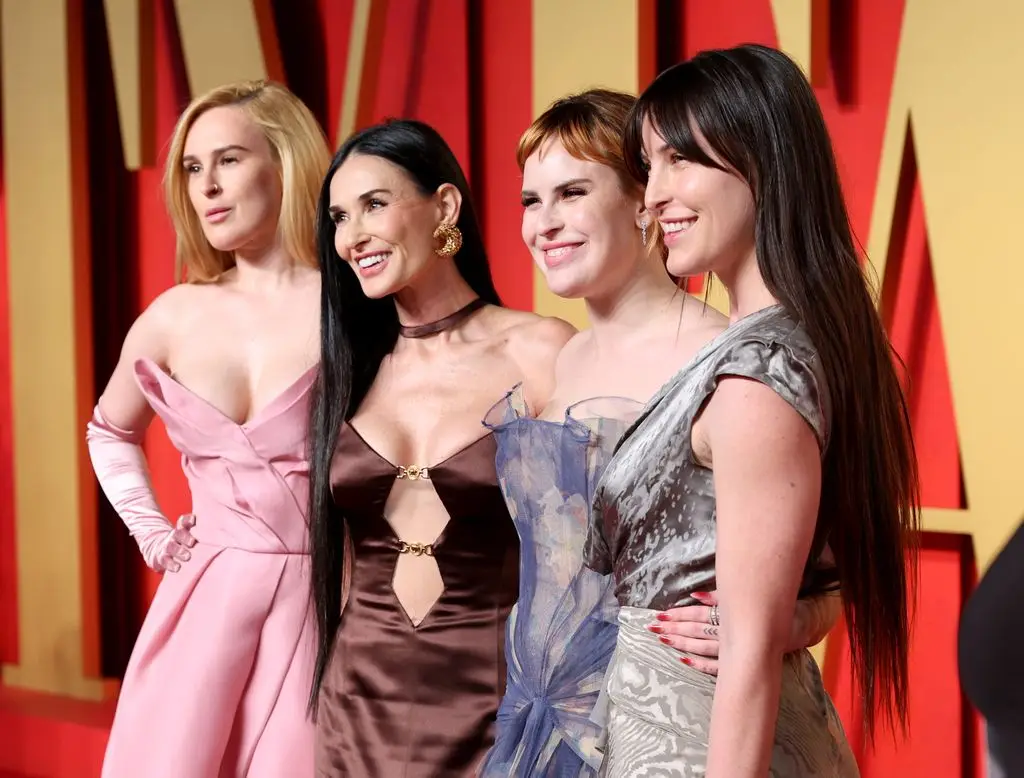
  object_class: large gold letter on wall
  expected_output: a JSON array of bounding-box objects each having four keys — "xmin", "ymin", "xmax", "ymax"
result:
[
  {"xmin": 769, "ymin": 0, "xmax": 829, "ymax": 85},
  {"xmin": 171, "ymin": 0, "xmax": 283, "ymax": 96},
  {"xmin": 1, "ymin": 0, "xmax": 105, "ymax": 700},
  {"xmin": 103, "ymin": 0, "xmax": 156, "ymax": 170},
  {"xmin": 867, "ymin": 0, "xmax": 1024, "ymax": 570}
]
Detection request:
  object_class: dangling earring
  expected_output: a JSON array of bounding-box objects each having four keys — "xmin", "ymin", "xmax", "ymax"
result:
[
  {"xmin": 433, "ymin": 223, "xmax": 463, "ymax": 257},
  {"xmin": 640, "ymin": 220, "xmax": 649, "ymax": 246}
]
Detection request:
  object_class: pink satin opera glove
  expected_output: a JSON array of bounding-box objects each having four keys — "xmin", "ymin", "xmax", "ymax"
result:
[{"xmin": 86, "ymin": 405, "xmax": 196, "ymax": 572}]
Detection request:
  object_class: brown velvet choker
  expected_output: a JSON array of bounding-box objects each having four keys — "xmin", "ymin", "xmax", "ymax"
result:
[{"xmin": 398, "ymin": 298, "xmax": 486, "ymax": 339}]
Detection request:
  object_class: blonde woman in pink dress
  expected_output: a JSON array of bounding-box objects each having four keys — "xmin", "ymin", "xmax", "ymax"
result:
[{"xmin": 86, "ymin": 81, "xmax": 330, "ymax": 778}]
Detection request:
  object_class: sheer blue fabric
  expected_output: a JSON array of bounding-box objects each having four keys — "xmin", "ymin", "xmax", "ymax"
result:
[{"xmin": 480, "ymin": 386, "xmax": 641, "ymax": 777}]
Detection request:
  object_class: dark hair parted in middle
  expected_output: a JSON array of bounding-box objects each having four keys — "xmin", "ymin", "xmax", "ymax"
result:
[
  {"xmin": 306, "ymin": 119, "xmax": 501, "ymax": 711},
  {"xmin": 624, "ymin": 44, "xmax": 920, "ymax": 736}
]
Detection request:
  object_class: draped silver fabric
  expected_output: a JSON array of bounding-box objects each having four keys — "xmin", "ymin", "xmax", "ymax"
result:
[{"xmin": 587, "ymin": 305, "xmax": 857, "ymax": 776}]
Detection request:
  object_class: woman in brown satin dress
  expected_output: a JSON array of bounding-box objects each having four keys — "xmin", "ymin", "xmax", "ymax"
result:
[{"xmin": 305, "ymin": 119, "xmax": 575, "ymax": 777}]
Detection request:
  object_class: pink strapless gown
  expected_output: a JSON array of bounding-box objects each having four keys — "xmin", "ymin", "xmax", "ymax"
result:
[{"xmin": 101, "ymin": 358, "xmax": 317, "ymax": 778}]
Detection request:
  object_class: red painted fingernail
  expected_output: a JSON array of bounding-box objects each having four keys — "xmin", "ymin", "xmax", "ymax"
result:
[
  {"xmin": 681, "ymin": 657, "xmax": 694, "ymax": 666},
  {"xmin": 659, "ymin": 637, "xmax": 671, "ymax": 645},
  {"xmin": 692, "ymin": 592, "xmax": 710, "ymax": 599},
  {"xmin": 648, "ymin": 625, "xmax": 663, "ymax": 634},
  {"xmin": 656, "ymin": 613, "xmax": 671, "ymax": 621}
]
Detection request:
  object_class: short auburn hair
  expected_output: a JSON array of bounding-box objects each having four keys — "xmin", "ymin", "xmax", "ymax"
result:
[
  {"xmin": 516, "ymin": 88, "xmax": 639, "ymax": 192},
  {"xmin": 518, "ymin": 88, "xmax": 660, "ymax": 252}
]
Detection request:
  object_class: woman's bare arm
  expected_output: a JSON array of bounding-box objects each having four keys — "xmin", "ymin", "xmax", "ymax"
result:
[
  {"xmin": 87, "ymin": 288, "xmax": 195, "ymax": 571},
  {"xmin": 96, "ymin": 288, "xmax": 181, "ymax": 431},
  {"xmin": 700, "ymin": 376, "xmax": 822, "ymax": 777}
]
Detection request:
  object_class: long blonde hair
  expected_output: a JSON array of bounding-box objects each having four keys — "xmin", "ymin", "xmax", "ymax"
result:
[{"xmin": 163, "ymin": 80, "xmax": 331, "ymax": 282}]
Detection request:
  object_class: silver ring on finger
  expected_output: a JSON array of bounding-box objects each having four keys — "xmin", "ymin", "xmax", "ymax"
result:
[{"xmin": 709, "ymin": 604, "xmax": 720, "ymax": 627}]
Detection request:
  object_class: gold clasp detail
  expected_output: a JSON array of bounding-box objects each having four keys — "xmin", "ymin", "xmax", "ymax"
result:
[
  {"xmin": 397, "ymin": 465, "xmax": 430, "ymax": 481},
  {"xmin": 398, "ymin": 541, "xmax": 434, "ymax": 556}
]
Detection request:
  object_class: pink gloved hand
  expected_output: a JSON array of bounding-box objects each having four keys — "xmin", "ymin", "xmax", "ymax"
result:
[{"xmin": 86, "ymin": 405, "xmax": 196, "ymax": 572}]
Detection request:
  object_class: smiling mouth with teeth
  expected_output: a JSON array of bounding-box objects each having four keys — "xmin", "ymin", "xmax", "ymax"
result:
[
  {"xmin": 663, "ymin": 218, "xmax": 697, "ymax": 235},
  {"xmin": 545, "ymin": 246, "xmax": 575, "ymax": 258},
  {"xmin": 357, "ymin": 252, "xmax": 389, "ymax": 268}
]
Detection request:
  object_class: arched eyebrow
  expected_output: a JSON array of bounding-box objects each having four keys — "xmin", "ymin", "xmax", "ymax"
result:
[
  {"xmin": 328, "ymin": 188, "xmax": 394, "ymax": 216},
  {"xmin": 181, "ymin": 144, "xmax": 250, "ymax": 165},
  {"xmin": 521, "ymin": 177, "xmax": 593, "ymax": 199}
]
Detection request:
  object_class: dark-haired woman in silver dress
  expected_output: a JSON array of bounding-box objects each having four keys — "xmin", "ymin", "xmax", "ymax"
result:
[{"xmin": 587, "ymin": 45, "xmax": 919, "ymax": 777}]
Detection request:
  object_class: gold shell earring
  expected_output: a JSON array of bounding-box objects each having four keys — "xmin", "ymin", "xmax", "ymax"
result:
[{"xmin": 433, "ymin": 223, "xmax": 463, "ymax": 257}]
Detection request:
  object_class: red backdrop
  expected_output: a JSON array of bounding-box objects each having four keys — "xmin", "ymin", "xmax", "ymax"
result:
[{"xmin": 0, "ymin": 1, "xmax": 986, "ymax": 776}]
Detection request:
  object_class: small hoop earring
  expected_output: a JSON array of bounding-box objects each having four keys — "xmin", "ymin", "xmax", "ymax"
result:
[
  {"xmin": 640, "ymin": 220, "xmax": 648, "ymax": 246},
  {"xmin": 433, "ymin": 223, "xmax": 463, "ymax": 257}
]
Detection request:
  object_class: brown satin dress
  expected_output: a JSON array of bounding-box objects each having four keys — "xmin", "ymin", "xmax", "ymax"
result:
[{"xmin": 314, "ymin": 423, "xmax": 519, "ymax": 777}]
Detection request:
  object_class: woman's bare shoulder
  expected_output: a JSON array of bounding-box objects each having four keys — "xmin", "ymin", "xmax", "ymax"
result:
[
  {"xmin": 132, "ymin": 283, "xmax": 203, "ymax": 336},
  {"xmin": 128, "ymin": 279, "xmax": 241, "ymax": 362},
  {"xmin": 678, "ymin": 295, "xmax": 729, "ymax": 345},
  {"xmin": 483, "ymin": 306, "xmax": 577, "ymax": 350},
  {"xmin": 480, "ymin": 308, "xmax": 576, "ymax": 409}
]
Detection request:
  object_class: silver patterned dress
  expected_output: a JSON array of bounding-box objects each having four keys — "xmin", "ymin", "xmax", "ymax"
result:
[{"xmin": 585, "ymin": 305, "xmax": 858, "ymax": 777}]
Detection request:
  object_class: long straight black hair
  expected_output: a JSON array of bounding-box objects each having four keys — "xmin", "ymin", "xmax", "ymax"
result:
[
  {"xmin": 306, "ymin": 119, "xmax": 501, "ymax": 711},
  {"xmin": 624, "ymin": 45, "xmax": 920, "ymax": 736}
]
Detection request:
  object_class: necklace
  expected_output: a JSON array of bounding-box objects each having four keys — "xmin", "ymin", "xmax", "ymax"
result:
[{"xmin": 398, "ymin": 298, "xmax": 486, "ymax": 339}]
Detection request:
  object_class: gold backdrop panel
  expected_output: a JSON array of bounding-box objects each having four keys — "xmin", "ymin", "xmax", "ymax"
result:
[
  {"xmin": 1, "ymin": 0, "xmax": 105, "ymax": 700},
  {"xmin": 867, "ymin": 0, "xmax": 1023, "ymax": 571}
]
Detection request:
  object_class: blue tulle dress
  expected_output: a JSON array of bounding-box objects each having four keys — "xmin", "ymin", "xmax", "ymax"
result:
[{"xmin": 479, "ymin": 386, "xmax": 641, "ymax": 777}]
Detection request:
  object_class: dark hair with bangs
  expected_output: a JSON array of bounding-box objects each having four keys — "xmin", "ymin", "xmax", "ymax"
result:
[{"xmin": 625, "ymin": 44, "xmax": 920, "ymax": 738}]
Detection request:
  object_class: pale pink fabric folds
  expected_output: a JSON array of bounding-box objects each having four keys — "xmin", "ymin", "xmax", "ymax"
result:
[{"xmin": 101, "ymin": 358, "xmax": 317, "ymax": 778}]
